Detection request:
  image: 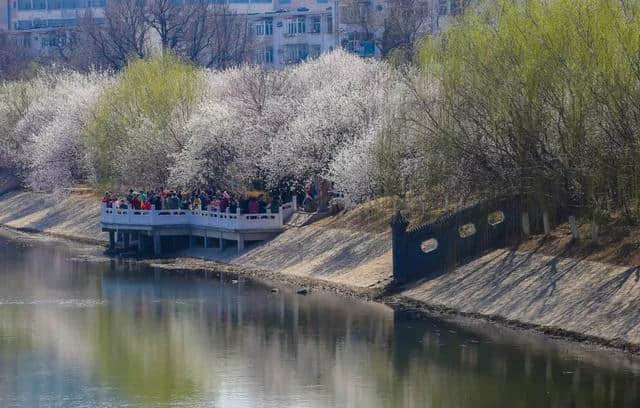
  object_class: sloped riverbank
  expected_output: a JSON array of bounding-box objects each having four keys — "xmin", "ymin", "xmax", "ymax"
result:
[
  {"xmin": 2, "ymin": 190, "xmax": 640, "ymax": 353},
  {"xmin": 397, "ymin": 249, "xmax": 640, "ymax": 352}
]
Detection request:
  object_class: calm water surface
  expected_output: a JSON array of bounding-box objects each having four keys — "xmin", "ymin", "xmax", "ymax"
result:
[{"xmin": 1, "ymin": 233, "xmax": 640, "ymax": 407}]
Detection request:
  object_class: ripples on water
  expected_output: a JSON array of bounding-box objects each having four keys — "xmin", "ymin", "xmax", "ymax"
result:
[{"xmin": 0, "ymin": 233, "xmax": 640, "ymax": 408}]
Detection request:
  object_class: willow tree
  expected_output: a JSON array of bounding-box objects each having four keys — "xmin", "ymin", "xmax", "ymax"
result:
[
  {"xmin": 420, "ymin": 0, "xmax": 640, "ymax": 221},
  {"xmin": 87, "ymin": 54, "xmax": 203, "ymax": 187}
]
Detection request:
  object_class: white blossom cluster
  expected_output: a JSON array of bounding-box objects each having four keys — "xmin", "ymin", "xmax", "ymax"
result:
[
  {"xmin": 1, "ymin": 70, "xmax": 112, "ymax": 191},
  {"xmin": 172, "ymin": 51, "xmax": 423, "ymax": 203},
  {"xmin": 0, "ymin": 51, "xmax": 428, "ymax": 203}
]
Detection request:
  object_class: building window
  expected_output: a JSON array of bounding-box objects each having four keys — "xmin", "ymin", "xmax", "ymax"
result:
[
  {"xmin": 287, "ymin": 17, "xmax": 305, "ymax": 35},
  {"xmin": 45, "ymin": 18, "xmax": 77, "ymax": 28},
  {"xmin": 254, "ymin": 18, "xmax": 273, "ymax": 36},
  {"xmin": 311, "ymin": 16, "xmax": 320, "ymax": 33},
  {"xmin": 284, "ymin": 43, "xmax": 308, "ymax": 63},
  {"xmin": 32, "ymin": 0, "xmax": 46, "ymax": 9},
  {"xmin": 257, "ymin": 46, "xmax": 274, "ymax": 64},
  {"xmin": 326, "ymin": 15, "xmax": 333, "ymax": 33},
  {"xmin": 15, "ymin": 20, "xmax": 33, "ymax": 30},
  {"xmin": 279, "ymin": 0, "xmax": 291, "ymax": 3},
  {"xmin": 343, "ymin": 31, "xmax": 375, "ymax": 57},
  {"xmin": 17, "ymin": 0, "xmax": 31, "ymax": 10},
  {"xmin": 48, "ymin": 0, "xmax": 62, "ymax": 9},
  {"xmin": 317, "ymin": 0, "xmax": 328, "ymax": 3},
  {"xmin": 42, "ymin": 37, "xmax": 62, "ymax": 48},
  {"xmin": 310, "ymin": 44, "xmax": 321, "ymax": 58}
]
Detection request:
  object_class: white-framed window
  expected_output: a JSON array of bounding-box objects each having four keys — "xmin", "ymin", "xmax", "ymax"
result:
[
  {"xmin": 257, "ymin": 46, "xmax": 274, "ymax": 64},
  {"xmin": 284, "ymin": 43, "xmax": 308, "ymax": 63},
  {"xmin": 326, "ymin": 15, "xmax": 333, "ymax": 33},
  {"xmin": 311, "ymin": 16, "xmax": 321, "ymax": 33},
  {"xmin": 254, "ymin": 18, "xmax": 273, "ymax": 36},
  {"xmin": 287, "ymin": 17, "xmax": 305, "ymax": 35}
]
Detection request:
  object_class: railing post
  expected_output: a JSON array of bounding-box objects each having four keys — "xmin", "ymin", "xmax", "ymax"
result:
[
  {"xmin": 391, "ymin": 211, "xmax": 409, "ymax": 285},
  {"xmin": 543, "ymin": 210, "xmax": 551, "ymax": 235},
  {"xmin": 292, "ymin": 197, "xmax": 298, "ymax": 212},
  {"xmin": 521, "ymin": 211, "xmax": 530, "ymax": 237}
]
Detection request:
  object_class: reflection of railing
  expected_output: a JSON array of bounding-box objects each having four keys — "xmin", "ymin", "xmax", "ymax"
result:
[{"xmin": 101, "ymin": 199, "xmax": 297, "ymax": 231}]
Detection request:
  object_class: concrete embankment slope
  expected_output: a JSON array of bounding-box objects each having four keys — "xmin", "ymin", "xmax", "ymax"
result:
[
  {"xmin": 401, "ymin": 249, "xmax": 640, "ymax": 346},
  {"xmin": 232, "ymin": 227, "xmax": 392, "ymax": 288},
  {"xmin": 0, "ymin": 190, "xmax": 106, "ymax": 243},
  {"xmin": 175, "ymin": 227, "xmax": 393, "ymax": 289}
]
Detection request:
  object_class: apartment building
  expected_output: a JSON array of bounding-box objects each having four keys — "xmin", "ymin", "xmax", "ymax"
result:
[
  {"xmin": 249, "ymin": 0, "xmax": 337, "ymax": 67},
  {"xmin": 1, "ymin": 0, "xmax": 465, "ymax": 66},
  {"xmin": 1, "ymin": 0, "xmax": 105, "ymax": 53}
]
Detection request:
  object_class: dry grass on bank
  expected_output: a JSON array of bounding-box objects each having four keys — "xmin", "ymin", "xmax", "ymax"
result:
[
  {"xmin": 517, "ymin": 221, "xmax": 640, "ymax": 267},
  {"xmin": 316, "ymin": 195, "xmax": 448, "ymax": 234},
  {"xmin": 319, "ymin": 195, "xmax": 640, "ymax": 268}
]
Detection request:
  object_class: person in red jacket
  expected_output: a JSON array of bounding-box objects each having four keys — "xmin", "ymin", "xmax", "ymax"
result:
[
  {"xmin": 101, "ymin": 192, "xmax": 112, "ymax": 208},
  {"xmin": 248, "ymin": 197, "xmax": 259, "ymax": 214}
]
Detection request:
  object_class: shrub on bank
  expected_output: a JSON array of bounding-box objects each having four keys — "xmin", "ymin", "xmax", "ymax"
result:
[{"xmin": 419, "ymin": 0, "xmax": 640, "ymax": 220}]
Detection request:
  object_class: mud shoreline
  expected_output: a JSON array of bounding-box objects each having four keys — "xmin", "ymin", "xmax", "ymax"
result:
[{"xmin": 1, "ymin": 222, "xmax": 639, "ymax": 357}]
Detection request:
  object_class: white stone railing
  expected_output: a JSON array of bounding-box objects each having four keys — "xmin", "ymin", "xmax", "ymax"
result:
[{"xmin": 100, "ymin": 199, "xmax": 297, "ymax": 231}]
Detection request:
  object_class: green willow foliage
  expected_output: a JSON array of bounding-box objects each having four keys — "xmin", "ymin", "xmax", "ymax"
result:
[
  {"xmin": 87, "ymin": 54, "xmax": 203, "ymax": 186},
  {"xmin": 421, "ymin": 0, "xmax": 640, "ymax": 220}
]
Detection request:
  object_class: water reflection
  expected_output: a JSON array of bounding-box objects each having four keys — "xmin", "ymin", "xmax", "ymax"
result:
[{"xmin": 0, "ymin": 234, "xmax": 639, "ymax": 407}]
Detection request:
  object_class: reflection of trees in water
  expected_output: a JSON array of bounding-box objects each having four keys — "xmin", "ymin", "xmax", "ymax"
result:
[
  {"xmin": 386, "ymin": 317, "xmax": 640, "ymax": 408},
  {"xmin": 2, "ymin": 240, "xmax": 640, "ymax": 408},
  {"xmin": 100, "ymin": 275, "xmax": 397, "ymax": 406}
]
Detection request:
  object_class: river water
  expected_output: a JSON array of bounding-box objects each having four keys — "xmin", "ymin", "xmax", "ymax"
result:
[{"xmin": 1, "ymin": 233, "xmax": 640, "ymax": 407}]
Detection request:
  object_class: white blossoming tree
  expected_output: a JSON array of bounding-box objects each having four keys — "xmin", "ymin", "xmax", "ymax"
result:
[{"xmin": 11, "ymin": 71, "xmax": 111, "ymax": 191}]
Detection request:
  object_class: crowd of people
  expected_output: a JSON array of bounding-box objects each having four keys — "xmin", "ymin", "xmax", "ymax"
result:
[{"xmin": 101, "ymin": 188, "xmax": 281, "ymax": 214}]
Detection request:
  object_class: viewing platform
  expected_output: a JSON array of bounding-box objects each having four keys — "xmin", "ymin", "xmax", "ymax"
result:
[{"xmin": 100, "ymin": 200, "xmax": 297, "ymax": 255}]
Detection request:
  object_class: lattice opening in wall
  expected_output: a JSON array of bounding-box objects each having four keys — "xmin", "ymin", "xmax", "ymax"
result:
[
  {"xmin": 488, "ymin": 211, "xmax": 505, "ymax": 226},
  {"xmin": 458, "ymin": 223, "xmax": 477, "ymax": 238},
  {"xmin": 420, "ymin": 239, "xmax": 438, "ymax": 253}
]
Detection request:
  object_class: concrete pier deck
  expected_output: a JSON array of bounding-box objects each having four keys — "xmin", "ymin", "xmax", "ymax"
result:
[{"xmin": 101, "ymin": 200, "xmax": 297, "ymax": 255}]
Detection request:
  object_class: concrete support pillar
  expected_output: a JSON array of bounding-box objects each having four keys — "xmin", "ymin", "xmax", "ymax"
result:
[
  {"xmin": 189, "ymin": 235, "xmax": 195, "ymax": 249},
  {"xmin": 219, "ymin": 235, "xmax": 224, "ymax": 251},
  {"xmin": 204, "ymin": 231, "xmax": 208, "ymax": 248},
  {"xmin": 153, "ymin": 234, "xmax": 161, "ymax": 257},
  {"xmin": 521, "ymin": 212, "xmax": 530, "ymax": 236},
  {"xmin": 137, "ymin": 236, "xmax": 144, "ymax": 254},
  {"xmin": 237, "ymin": 235, "xmax": 245, "ymax": 253},
  {"xmin": 109, "ymin": 231, "xmax": 115, "ymax": 251},
  {"xmin": 124, "ymin": 233, "xmax": 130, "ymax": 249}
]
